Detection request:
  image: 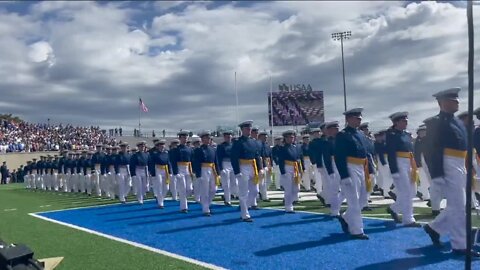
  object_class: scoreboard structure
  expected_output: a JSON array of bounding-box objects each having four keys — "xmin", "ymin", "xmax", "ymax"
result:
[{"xmin": 268, "ymin": 84, "xmax": 324, "ymax": 126}]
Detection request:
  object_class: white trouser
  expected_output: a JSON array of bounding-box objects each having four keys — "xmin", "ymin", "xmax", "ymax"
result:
[
  {"xmin": 169, "ymin": 173, "xmax": 177, "ymax": 200},
  {"xmin": 39, "ymin": 174, "xmax": 45, "ymax": 190},
  {"xmin": 237, "ymin": 164, "xmax": 257, "ymax": 219},
  {"xmin": 282, "ymin": 165, "xmax": 300, "ymax": 212},
  {"xmin": 153, "ymin": 168, "xmax": 168, "ymax": 206},
  {"xmin": 134, "ymin": 167, "xmax": 148, "ymax": 204},
  {"xmin": 101, "ymin": 174, "xmax": 109, "ymax": 197},
  {"xmin": 390, "ymin": 158, "xmax": 416, "ymax": 224},
  {"xmin": 71, "ymin": 173, "xmax": 78, "ymax": 192},
  {"xmin": 192, "ymin": 174, "xmax": 201, "ymax": 202},
  {"xmin": 175, "ymin": 165, "xmax": 190, "ymax": 210},
  {"xmin": 429, "ymin": 155, "xmax": 466, "ymax": 250},
  {"xmin": 79, "ymin": 174, "xmax": 86, "ymax": 193},
  {"xmin": 117, "ymin": 167, "xmax": 129, "ymax": 202},
  {"xmin": 273, "ymin": 164, "xmax": 281, "ymax": 190},
  {"xmin": 92, "ymin": 171, "xmax": 101, "ymax": 196},
  {"xmin": 378, "ymin": 164, "xmax": 394, "ymax": 193},
  {"xmin": 325, "ymin": 161, "xmax": 344, "ymax": 216},
  {"xmin": 29, "ymin": 174, "xmax": 35, "ymax": 189},
  {"xmin": 221, "ymin": 161, "xmax": 236, "ymax": 203},
  {"xmin": 317, "ymin": 167, "xmax": 328, "ymax": 201},
  {"xmin": 44, "ymin": 174, "xmax": 50, "ymax": 190},
  {"xmin": 199, "ymin": 167, "xmax": 217, "ymax": 213},
  {"xmin": 107, "ymin": 173, "xmax": 116, "ymax": 198},
  {"xmin": 341, "ymin": 163, "xmax": 365, "ymax": 235},
  {"xmin": 24, "ymin": 175, "xmax": 30, "ymax": 189},
  {"xmin": 302, "ymin": 158, "xmax": 313, "ymax": 191},
  {"xmin": 248, "ymin": 167, "xmax": 260, "ymax": 208},
  {"xmin": 417, "ymin": 166, "xmax": 431, "ymax": 200},
  {"xmin": 260, "ymin": 166, "xmax": 272, "ymax": 200}
]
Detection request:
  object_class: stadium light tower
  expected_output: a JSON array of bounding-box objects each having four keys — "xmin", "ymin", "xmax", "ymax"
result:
[{"xmin": 331, "ymin": 31, "xmax": 351, "ymax": 112}]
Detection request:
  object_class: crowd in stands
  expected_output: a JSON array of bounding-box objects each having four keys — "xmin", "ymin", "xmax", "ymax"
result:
[
  {"xmin": 271, "ymin": 91, "xmax": 324, "ymax": 126},
  {"xmin": 0, "ymin": 120, "xmax": 110, "ymax": 153}
]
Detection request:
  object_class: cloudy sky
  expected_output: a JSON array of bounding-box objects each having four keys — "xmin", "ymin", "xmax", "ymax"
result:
[{"xmin": 1, "ymin": 1, "xmax": 479, "ymax": 134}]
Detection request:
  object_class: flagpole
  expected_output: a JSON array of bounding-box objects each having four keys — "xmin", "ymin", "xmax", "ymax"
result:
[
  {"xmin": 235, "ymin": 71, "xmax": 239, "ymax": 135},
  {"xmin": 138, "ymin": 96, "xmax": 141, "ymax": 137},
  {"xmin": 269, "ymin": 75, "xmax": 274, "ymax": 145}
]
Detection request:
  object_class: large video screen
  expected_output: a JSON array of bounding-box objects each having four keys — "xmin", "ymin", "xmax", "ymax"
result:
[{"xmin": 268, "ymin": 89, "xmax": 324, "ymax": 126}]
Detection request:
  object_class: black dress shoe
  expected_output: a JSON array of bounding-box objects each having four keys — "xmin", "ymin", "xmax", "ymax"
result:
[
  {"xmin": 337, "ymin": 216, "xmax": 349, "ymax": 233},
  {"xmin": 388, "ymin": 191, "xmax": 397, "ymax": 201},
  {"xmin": 362, "ymin": 206, "xmax": 373, "ymax": 211},
  {"xmin": 423, "ymin": 224, "xmax": 441, "ymax": 246},
  {"xmin": 242, "ymin": 217, "xmax": 253, "ymax": 222},
  {"xmin": 416, "ymin": 191, "xmax": 424, "ymax": 201},
  {"xmin": 404, "ymin": 222, "xmax": 422, "ymax": 228},
  {"xmin": 285, "ymin": 210, "xmax": 295, "ymax": 214},
  {"xmin": 452, "ymin": 249, "xmax": 480, "ymax": 257},
  {"xmin": 432, "ymin": 210, "xmax": 440, "ymax": 217},
  {"xmin": 351, "ymin": 233, "xmax": 369, "ymax": 240},
  {"xmin": 387, "ymin": 207, "xmax": 401, "ymax": 223},
  {"xmin": 224, "ymin": 201, "xmax": 232, "ymax": 206},
  {"xmin": 250, "ymin": 206, "xmax": 259, "ymax": 210},
  {"xmin": 203, "ymin": 212, "xmax": 211, "ymax": 217},
  {"xmin": 180, "ymin": 209, "xmax": 188, "ymax": 213},
  {"xmin": 426, "ymin": 200, "xmax": 431, "ymax": 207},
  {"xmin": 158, "ymin": 205, "xmax": 164, "ymax": 209},
  {"xmin": 262, "ymin": 199, "xmax": 271, "ymax": 202},
  {"xmin": 317, "ymin": 194, "xmax": 326, "ymax": 206}
]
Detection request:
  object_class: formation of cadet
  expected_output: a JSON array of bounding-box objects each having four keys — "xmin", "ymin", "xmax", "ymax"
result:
[{"xmin": 19, "ymin": 87, "xmax": 480, "ymax": 255}]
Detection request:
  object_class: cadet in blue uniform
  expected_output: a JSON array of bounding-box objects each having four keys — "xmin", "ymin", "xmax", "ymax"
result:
[
  {"xmin": 359, "ymin": 122, "xmax": 376, "ymax": 211},
  {"xmin": 103, "ymin": 146, "xmax": 116, "ymax": 199},
  {"xmin": 258, "ymin": 131, "xmax": 273, "ymax": 202},
  {"xmin": 193, "ymin": 131, "xmax": 219, "ymax": 216},
  {"xmin": 58, "ymin": 150, "xmax": 67, "ymax": 192},
  {"xmin": 414, "ymin": 125, "xmax": 432, "ymax": 204},
  {"xmin": 300, "ymin": 134, "xmax": 313, "ymax": 192},
  {"xmin": 272, "ymin": 136, "xmax": 283, "ymax": 190},
  {"xmin": 130, "ymin": 141, "xmax": 150, "ymax": 204},
  {"xmin": 231, "ymin": 120, "xmax": 262, "ymax": 222},
  {"xmin": 249, "ymin": 126, "xmax": 262, "ymax": 207},
  {"xmin": 115, "ymin": 142, "xmax": 131, "ymax": 203},
  {"xmin": 278, "ymin": 130, "xmax": 303, "ymax": 213},
  {"xmin": 81, "ymin": 151, "xmax": 94, "ymax": 196},
  {"xmin": 30, "ymin": 158, "xmax": 38, "ymax": 189},
  {"xmin": 217, "ymin": 130, "xmax": 236, "ymax": 205},
  {"xmin": 149, "ymin": 139, "xmax": 172, "ymax": 208},
  {"xmin": 170, "ymin": 131, "xmax": 194, "ymax": 212},
  {"xmin": 37, "ymin": 156, "xmax": 46, "ymax": 190},
  {"xmin": 44, "ymin": 156, "xmax": 52, "ymax": 191},
  {"xmin": 322, "ymin": 121, "xmax": 343, "ymax": 216},
  {"xmin": 385, "ymin": 112, "xmax": 421, "ymax": 227},
  {"xmin": 91, "ymin": 144, "xmax": 104, "ymax": 196},
  {"xmin": 65, "ymin": 153, "xmax": 76, "ymax": 192},
  {"xmin": 24, "ymin": 161, "xmax": 32, "ymax": 189},
  {"xmin": 168, "ymin": 139, "xmax": 180, "ymax": 200},
  {"xmin": 334, "ymin": 108, "xmax": 370, "ymax": 240},
  {"xmin": 311, "ymin": 125, "xmax": 327, "ymax": 204},
  {"xmin": 423, "ymin": 88, "xmax": 479, "ymax": 257},
  {"xmin": 51, "ymin": 155, "xmax": 59, "ymax": 191}
]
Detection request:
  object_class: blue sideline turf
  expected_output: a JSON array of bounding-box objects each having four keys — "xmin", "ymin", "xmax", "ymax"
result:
[{"xmin": 37, "ymin": 200, "xmax": 480, "ymax": 270}]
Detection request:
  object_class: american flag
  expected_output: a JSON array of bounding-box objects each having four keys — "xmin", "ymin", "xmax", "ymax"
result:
[{"xmin": 139, "ymin": 98, "xmax": 148, "ymax": 112}]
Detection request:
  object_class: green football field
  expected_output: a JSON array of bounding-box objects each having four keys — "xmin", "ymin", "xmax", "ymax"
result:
[{"xmin": 0, "ymin": 183, "xmax": 478, "ymax": 269}]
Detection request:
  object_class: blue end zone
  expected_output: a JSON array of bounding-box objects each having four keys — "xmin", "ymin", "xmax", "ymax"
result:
[{"xmin": 37, "ymin": 200, "xmax": 479, "ymax": 270}]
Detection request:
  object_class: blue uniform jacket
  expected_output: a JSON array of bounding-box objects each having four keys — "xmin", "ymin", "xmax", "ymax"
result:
[
  {"xmin": 385, "ymin": 127, "xmax": 414, "ymax": 175},
  {"xmin": 272, "ymin": 145, "xmax": 282, "ymax": 165},
  {"xmin": 413, "ymin": 137, "xmax": 425, "ymax": 168},
  {"xmin": 193, "ymin": 144, "xmax": 218, "ymax": 178},
  {"xmin": 149, "ymin": 150, "xmax": 172, "ymax": 177},
  {"xmin": 474, "ymin": 127, "xmax": 480, "ymax": 158},
  {"xmin": 216, "ymin": 141, "xmax": 232, "ymax": 171},
  {"xmin": 130, "ymin": 152, "xmax": 150, "ymax": 176},
  {"xmin": 278, "ymin": 143, "xmax": 303, "ymax": 175},
  {"xmin": 374, "ymin": 142, "xmax": 387, "ymax": 166},
  {"xmin": 309, "ymin": 137, "xmax": 325, "ymax": 168},
  {"xmin": 170, "ymin": 144, "xmax": 194, "ymax": 175},
  {"xmin": 65, "ymin": 159, "xmax": 76, "ymax": 174},
  {"xmin": 81, "ymin": 158, "xmax": 93, "ymax": 175},
  {"xmin": 92, "ymin": 152, "xmax": 105, "ymax": 173},
  {"xmin": 115, "ymin": 152, "xmax": 131, "ymax": 174},
  {"xmin": 260, "ymin": 142, "xmax": 273, "ymax": 168},
  {"xmin": 424, "ymin": 112, "xmax": 467, "ymax": 179},
  {"xmin": 230, "ymin": 135, "xmax": 262, "ymax": 175},
  {"xmin": 103, "ymin": 154, "xmax": 116, "ymax": 174},
  {"xmin": 334, "ymin": 126, "xmax": 369, "ymax": 180}
]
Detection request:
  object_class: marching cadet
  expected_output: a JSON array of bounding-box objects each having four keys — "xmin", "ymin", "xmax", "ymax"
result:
[
  {"xmin": 334, "ymin": 108, "xmax": 370, "ymax": 240},
  {"xmin": 168, "ymin": 139, "xmax": 180, "ymax": 201},
  {"xmin": 359, "ymin": 122, "xmax": 376, "ymax": 211},
  {"xmin": 81, "ymin": 152, "xmax": 94, "ymax": 196},
  {"xmin": 312, "ymin": 124, "xmax": 328, "ymax": 205},
  {"xmin": 91, "ymin": 144, "xmax": 105, "ymax": 196},
  {"xmin": 170, "ymin": 131, "xmax": 194, "ymax": 212},
  {"xmin": 37, "ymin": 156, "xmax": 45, "ymax": 190},
  {"xmin": 258, "ymin": 131, "xmax": 273, "ymax": 202},
  {"xmin": 423, "ymin": 88, "xmax": 480, "ymax": 257},
  {"xmin": 300, "ymin": 134, "xmax": 313, "ymax": 192},
  {"xmin": 103, "ymin": 146, "xmax": 116, "ymax": 199},
  {"xmin": 63, "ymin": 153, "xmax": 73, "ymax": 192},
  {"xmin": 271, "ymin": 136, "xmax": 283, "ymax": 191},
  {"xmin": 30, "ymin": 158, "xmax": 38, "ymax": 190},
  {"xmin": 278, "ymin": 130, "xmax": 303, "ymax": 213},
  {"xmin": 115, "ymin": 142, "xmax": 131, "ymax": 203},
  {"xmin": 76, "ymin": 151, "xmax": 86, "ymax": 193},
  {"xmin": 322, "ymin": 121, "xmax": 344, "ymax": 217},
  {"xmin": 130, "ymin": 141, "xmax": 150, "ymax": 204},
  {"xmin": 149, "ymin": 139, "xmax": 172, "ymax": 208},
  {"xmin": 24, "ymin": 161, "xmax": 32, "ymax": 189},
  {"xmin": 52, "ymin": 155, "xmax": 59, "ymax": 191},
  {"xmin": 373, "ymin": 130, "xmax": 395, "ymax": 199},
  {"xmin": 190, "ymin": 136, "xmax": 202, "ymax": 203},
  {"xmin": 414, "ymin": 125, "xmax": 431, "ymax": 203},
  {"xmin": 217, "ymin": 130, "xmax": 236, "ymax": 205},
  {"xmin": 385, "ymin": 112, "xmax": 421, "ymax": 227},
  {"xmin": 231, "ymin": 120, "xmax": 262, "ymax": 222},
  {"xmin": 44, "ymin": 156, "xmax": 52, "ymax": 191},
  {"xmin": 193, "ymin": 131, "xmax": 219, "ymax": 216},
  {"xmin": 58, "ymin": 150, "xmax": 67, "ymax": 192}
]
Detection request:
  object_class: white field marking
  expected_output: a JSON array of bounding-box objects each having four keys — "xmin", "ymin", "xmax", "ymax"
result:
[
  {"xmin": 3, "ymin": 208, "xmax": 17, "ymax": 212},
  {"xmin": 29, "ymin": 213, "xmax": 227, "ymax": 270},
  {"xmin": 33, "ymin": 199, "xmax": 156, "ymax": 214},
  {"xmin": 39, "ymin": 205, "xmax": 51, "ymax": 208}
]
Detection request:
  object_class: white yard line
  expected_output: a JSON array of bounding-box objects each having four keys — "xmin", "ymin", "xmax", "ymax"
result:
[
  {"xmin": 29, "ymin": 213, "xmax": 227, "ymax": 270},
  {"xmin": 3, "ymin": 208, "xmax": 17, "ymax": 212}
]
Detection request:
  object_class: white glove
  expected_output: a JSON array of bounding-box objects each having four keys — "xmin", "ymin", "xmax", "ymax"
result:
[
  {"xmin": 259, "ymin": 169, "xmax": 265, "ymax": 175},
  {"xmin": 221, "ymin": 169, "xmax": 228, "ymax": 176},
  {"xmin": 341, "ymin": 177, "xmax": 353, "ymax": 186},
  {"xmin": 391, "ymin": 173, "xmax": 400, "ymax": 178}
]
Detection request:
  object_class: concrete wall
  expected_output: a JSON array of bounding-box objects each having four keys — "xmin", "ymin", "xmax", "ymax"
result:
[{"xmin": 0, "ymin": 152, "xmax": 55, "ymax": 171}]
